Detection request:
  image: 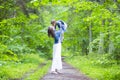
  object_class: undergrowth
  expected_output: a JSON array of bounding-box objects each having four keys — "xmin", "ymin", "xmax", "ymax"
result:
[
  {"xmin": 0, "ymin": 53, "xmax": 49, "ymax": 80},
  {"xmin": 65, "ymin": 53, "xmax": 120, "ymax": 80}
]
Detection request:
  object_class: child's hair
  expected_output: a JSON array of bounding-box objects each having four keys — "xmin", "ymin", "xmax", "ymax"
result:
[
  {"xmin": 48, "ymin": 27, "xmax": 55, "ymax": 38},
  {"xmin": 51, "ymin": 20, "xmax": 56, "ymax": 24}
]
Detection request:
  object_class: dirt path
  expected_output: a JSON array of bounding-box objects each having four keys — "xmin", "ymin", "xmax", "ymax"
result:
[{"xmin": 41, "ymin": 61, "xmax": 91, "ymax": 80}]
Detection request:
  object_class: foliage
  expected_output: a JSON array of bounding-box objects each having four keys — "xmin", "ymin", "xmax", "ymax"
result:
[
  {"xmin": 0, "ymin": 54, "xmax": 47, "ymax": 80},
  {"xmin": 25, "ymin": 61, "xmax": 51, "ymax": 80},
  {"xmin": 0, "ymin": 0, "xmax": 120, "ymax": 59},
  {"xmin": 0, "ymin": 0, "xmax": 120, "ymax": 79},
  {"xmin": 65, "ymin": 54, "xmax": 120, "ymax": 80}
]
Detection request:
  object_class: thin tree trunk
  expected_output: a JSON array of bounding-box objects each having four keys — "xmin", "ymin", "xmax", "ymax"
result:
[
  {"xmin": 114, "ymin": 0, "xmax": 117, "ymax": 2},
  {"xmin": 108, "ymin": 23, "xmax": 115, "ymax": 54},
  {"xmin": 98, "ymin": 32, "xmax": 104, "ymax": 54},
  {"xmin": 109, "ymin": 40, "xmax": 114, "ymax": 54},
  {"xmin": 89, "ymin": 23, "xmax": 93, "ymax": 53},
  {"xmin": 98, "ymin": 20, "xmax": 105, "ymax": 54},
  {"xmin": 17, "ymin": 0, "xmax": 29, "ymax": 17}
]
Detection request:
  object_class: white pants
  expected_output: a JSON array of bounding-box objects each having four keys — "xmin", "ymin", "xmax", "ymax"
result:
[{"xmin": 51, "ymin": 43, "xmax": 62, "ymax": 72}]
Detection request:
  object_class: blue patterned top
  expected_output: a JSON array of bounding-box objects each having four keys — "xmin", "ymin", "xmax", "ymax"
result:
[
  {"xmin": 56, "ymin": 20, "xmax": 67, "ymax": 32},
  {"xmin": 54, "ymin": 28, "xmax": 62, "ymax": 44}
]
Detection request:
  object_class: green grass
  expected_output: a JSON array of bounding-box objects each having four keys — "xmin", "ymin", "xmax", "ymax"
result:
[
  {"xmin": 0, "ymin": 63, "xmax": 38, "ymax": 79},
  {"xmin": 0, "ymin": 53, "xmax": 50, "ymax": 80},
  {"xmin": 65, "ymin": 53, "xmax": 120, "ymax": 80},
  {"xmin": 25, "ymin": 61, "xmax": 51, "ymax": 80}
]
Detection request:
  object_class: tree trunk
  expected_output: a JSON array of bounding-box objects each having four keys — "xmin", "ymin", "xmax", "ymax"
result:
[
  {"xmin": 109, "ymin": 40, "xmax": 114, "ymax": 54},
  {"xmin": 89, "ymin": 24, "xmax": 93, "ymax": 53},
  {"xmin": 114, "ymin": 0, "xmax": 117, "ymax": 2},
  {"xmin": 98, "ymin": 20, "xmax": 105, "ymax": 54},
  {"xmin": 108, "ymin": 23, "xmax": 115, "ymax": 54},
  {"xmin": 98, "ymin": 32, "xmax": 104, "ymax": 54},
  {"xmin": 17, "ymin": 0, "xmax": 29, "ymax": 17}
]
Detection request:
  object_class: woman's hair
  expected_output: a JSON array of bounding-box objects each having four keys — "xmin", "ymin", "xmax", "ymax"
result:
[{"xmin": 48, "ymin": 27, "xmax": 55, "ymax": 38}]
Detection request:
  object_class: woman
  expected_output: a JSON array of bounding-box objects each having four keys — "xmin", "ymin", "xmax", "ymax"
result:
[{"xmin": 48, "ymin": 20, "xmax": 63, "ymax": 74}]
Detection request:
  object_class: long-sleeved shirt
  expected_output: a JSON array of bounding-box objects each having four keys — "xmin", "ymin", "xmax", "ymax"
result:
[
  {"xmin": 54, "ymin": 28, "xmax": 62, "ymax": 44},
  {"xmin": 56, "ymin": 20, "xmax": 67, "ymax": 32}
]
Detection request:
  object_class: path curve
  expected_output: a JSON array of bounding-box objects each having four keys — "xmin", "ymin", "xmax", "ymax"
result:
[{"xmin": 41, "ymin": 61, "xmax": 91, "ymax": 80}]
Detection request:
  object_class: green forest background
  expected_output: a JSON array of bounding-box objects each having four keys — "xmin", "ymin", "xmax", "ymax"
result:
[{"xmin": 0, "ymin": 0, "xmax": 120, "ymax": 80}]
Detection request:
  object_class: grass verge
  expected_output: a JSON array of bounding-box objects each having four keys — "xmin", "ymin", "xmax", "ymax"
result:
[
  {"xmin": 0, "ymin": 53, "xmax": 50, "ymax": 80},
  {"xmin": 25, "ymin": 61, "xmax": 51, "ymax": 80},
  {"xmin": 65, "ymin": 53, "xmax": 120, "ymax": 80}
]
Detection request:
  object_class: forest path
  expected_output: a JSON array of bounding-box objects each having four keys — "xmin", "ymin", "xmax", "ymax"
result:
[{"xmin": 40, "ymin": 61, "xmax": 91, "ymax": 80}]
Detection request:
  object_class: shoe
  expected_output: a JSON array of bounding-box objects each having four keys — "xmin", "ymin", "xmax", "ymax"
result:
[
  {"xmin": 56, "ymin": 70, "xmax": 62, "ymax": 74},
  {"xmin": 56, "ymin": 71, "xmax": 62, "ymax": 74},
  {"xmin": 51, "ymin": 71, "xmax": 58, "ymax": 74}
]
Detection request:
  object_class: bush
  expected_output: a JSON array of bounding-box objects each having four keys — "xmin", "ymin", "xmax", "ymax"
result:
[
  {"xmin": 0, "ymin": 54, "xmax": 46, "ymax": 80},
  {"xmin": 19, "ymin": 54, "xmax": 45, "ymax": 64},
  {"xmin": 65, "ymin": 54, "xmax": 120, "ymax": 80}
]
